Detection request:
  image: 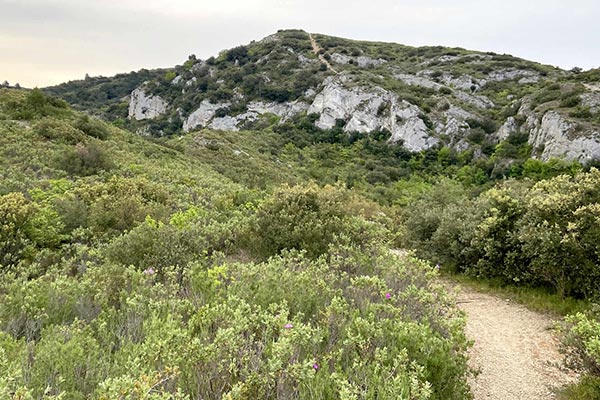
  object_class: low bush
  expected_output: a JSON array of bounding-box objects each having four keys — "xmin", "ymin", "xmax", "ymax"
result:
[
  {"xmin": 55, "ymin": 141, "xmax": 115, "ymax": 176},
  {"xmin": 247, "ymin": 183, "xmax": 387, "ymax": 259}
]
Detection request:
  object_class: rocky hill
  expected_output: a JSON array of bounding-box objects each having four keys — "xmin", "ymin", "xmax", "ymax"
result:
[{"xmin": 45, "ymin": 29, "xmax": 600, "ymax": 162}]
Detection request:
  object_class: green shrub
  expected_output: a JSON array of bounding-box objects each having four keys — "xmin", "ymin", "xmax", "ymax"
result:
[
  {"xmin": 55, "ymin": 141, "xmax": 115, "ymax": 176},
  {"xmin": 27, "ymin": 323, "xmax": 106, "ymax": 399},
  {"xmin": 0, "ymin": 192, "xmax": 64, "ymax": 272},
  {"xmin": 73, "ymin": 115, "xmax": 111, "ymax": 140},
  {"xmin": 248, "ymin": 183, "xmax": 386, "ymax": 259},
  {"xmin": 34, "ymin": 118, "xmax": 85, "ymax": 144},
  {"xmin": 562, "ymin": 308, "xmax": 600, "ymax": 374},
  {"xmin": 0, "ymin": 192, "xmax": 34, "ymax": 269},
  {"xmin": 405, "ymin": 169, "xmax": 600, "ymax": 299},
  {"xmin": 6, "ymin": 88, "xmax": 68, "ymax": 120}
]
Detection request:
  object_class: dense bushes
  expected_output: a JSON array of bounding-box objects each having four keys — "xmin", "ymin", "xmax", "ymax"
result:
[
  {"xmin": 404, "ymin": 169, "xmax": 600, "ymax": 299},
  {"xmin": 0, "ymin": 248, "xmax": 470, "ymax": 399},
  {"xmin": 0, "ymin": 192, "xmax": 64, "ymax": 272},
  {"xmin": 5, "ymin": 88, "xmax": 68, "ymax": 120},
  {"xmin": 247, "ymin": 183, "xmax": 386, "ymax": 259},
  {"xmin": 0, "ymin": 89, "xmax": 473, "ymax": 398},
  {"xmin": 56, "ymin": 141, "xmax": 115, "ymax": 176},
  {"xmin": 0, "ymin": 184, "xmax": 471, "ymax": 399}
]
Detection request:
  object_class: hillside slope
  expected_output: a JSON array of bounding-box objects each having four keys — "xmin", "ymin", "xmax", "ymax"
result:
[
  {"xmin": 45, "ymin": 29, "xmax": 600, "ymax": 162},
  {"xmin": 0, "ymin": 87, "xmax": 477, "ymax": 399}
]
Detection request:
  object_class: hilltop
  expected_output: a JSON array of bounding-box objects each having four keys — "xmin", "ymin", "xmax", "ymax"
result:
[{"xmin": 45, "ymin": 29, "xmax": 600, "ymax": 163}]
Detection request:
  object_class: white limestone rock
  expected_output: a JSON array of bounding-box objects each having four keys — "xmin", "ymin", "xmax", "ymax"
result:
[
  {"xmin": 454, "ymin": 91, "xmax": 495, "ymax": 109},
  {"xmin": 330, "ymin": 53, "xmax": 387, "ymax": 68},
  {"xmin": 304, "ymin": 88, "xmax": 317, "ymax": 98},
  {"xmin": 210, "ymin": 116, "xmax": 241, "ymax": 131},
  {"xmin": 440, "ymin": 106, "xmax": 475, "ymax": 138},
  {"xmin": 308, "ymin": 76, "xmax": 388, "ymax": 130},
  {"xmin": 440, "ymin": 74, "xmax": 480, "ymax": 92},
  {"xmin": 247, "ymin": 100, "xmax": 309, "ymax": 120},
  {"xmin": 355, "ymin": 56, "xmax": 387, "ymax": 68},
  {"xmin": 171, "ymin": 75, "xmax": 184, "ymax": 86},
  {"xmin": 387, "ymin": 100, "xmax": 438, "ymax": 151},
  {"xmin": 298, "ymin": 54, "xmax": 315, "ymax": 64},
  {"xmin": 394, "ymin": 73, "xmax": 443, "ymax": 90},
  {"xmin": 446, "ymin": 105, "xmax": 476, "ymax": 121},
  {"xmin": 183, "ymin": 100, "xmax": 307, "ymax": 133},
  {"xmin": 308, "ymin": 76, "xmax": 438, "ymax": 152},
  {"xmin": 581, "ymin": 91, "xmax": 600, "ymax": 113},
  {"xmin": 128, "ymin": 86, "xmax": 168, "ymax": 121},
  {"xmin": 496, "ymin": 117, "xmax": 519, "ymax": 141},
  {"xmin": 259, "ymin": 33, "xmax": 280, "ymax": 44},
  {"xmin": 486, "ymin": 69, "xmax": 540, "ymax": 84},
  {"xmin": 183, "ymin": 100, "xmax": 230, "ymax": 132},
  {"xmin": 331, "ymin": 53, "xmax": 351, "ymax": 65},
  {"xmin": 185, "ymin": 77, "xmax": 198, "ymax": 87},
  {"xmin": 528, "ymin": 111, "xmax": 600, "ymax": 162},
  {"xmin": 190, "ymin": 60, "xmax": 207, "ymax": 73}
]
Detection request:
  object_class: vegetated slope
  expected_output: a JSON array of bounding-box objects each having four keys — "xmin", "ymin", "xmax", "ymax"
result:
[
  {"xmin": 44, "ymin": 29, "xmax": 600, "ymax": 164},
  {"xmin": 0, "ymin": 88, "xmax": 474, "ymax": 398}
]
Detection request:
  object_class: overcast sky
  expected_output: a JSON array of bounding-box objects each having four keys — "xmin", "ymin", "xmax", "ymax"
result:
[{"xmin": 1, "ymin": 0, "xmax": 599, "ymax": 88}]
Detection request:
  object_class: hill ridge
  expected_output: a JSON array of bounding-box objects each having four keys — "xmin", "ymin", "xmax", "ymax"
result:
[{"xmin": 43, "ymin": 29, "xmax": 600, "ymax": 163}]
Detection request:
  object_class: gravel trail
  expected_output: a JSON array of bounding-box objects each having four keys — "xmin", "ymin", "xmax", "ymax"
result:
[{"xmin": 453, "ymin": 285, "xmax": 579, "ymax": 399}]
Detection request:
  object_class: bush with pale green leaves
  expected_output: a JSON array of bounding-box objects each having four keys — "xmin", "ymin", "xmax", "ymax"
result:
[{"xmin": 404, "ymin": 169, "xmax": 600, "ymax": 300}]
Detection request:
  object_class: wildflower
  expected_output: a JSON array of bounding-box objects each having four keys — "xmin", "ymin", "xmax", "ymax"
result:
[
  {"xmin": 385, "ymin": 292, "xmax": 391, "ymax": 299},
  {"xmin": 284, "ymin": 323, "xmax": 293, "ymax": 329},
  {"xmin": 143, "ymin": 267, "xmax": 155, "ymax": 275},
  {"xmin": 313, "ymin": 363, "xmax": 319, "ymax": 370},
  {"xmin": 435, "ymin": 263, "xmax": 441, "ymax": 270}
]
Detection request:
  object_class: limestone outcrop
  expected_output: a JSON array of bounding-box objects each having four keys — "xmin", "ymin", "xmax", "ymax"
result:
[
  {"xmin": 307, "ymin": 76, "xmax": 438, "ymax": 151},
  {"xmin": 527, "ymin": 111, "xmax": 600, "ymax": 162},
  {"xmin": 128, "ymin": 86, "xmax": 168, "ymax": 120}
]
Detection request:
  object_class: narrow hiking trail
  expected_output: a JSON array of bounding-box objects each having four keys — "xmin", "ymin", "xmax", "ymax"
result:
[
  {"xmin": 308, "ymin": 33, "xmax": 338, "ymax": 74},
  {"xmin": 452, "ymin": 284, "xmax": 579, "ymax": 399}
]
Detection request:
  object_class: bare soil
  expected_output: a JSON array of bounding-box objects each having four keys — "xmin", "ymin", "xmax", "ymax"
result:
[
  {"xmin": 308, "ymin": 33, "xmax": 338, "ymax": 74},
  {"xmin": 452, "ymin": 284, "xmax": 579, "ymax": 399}
]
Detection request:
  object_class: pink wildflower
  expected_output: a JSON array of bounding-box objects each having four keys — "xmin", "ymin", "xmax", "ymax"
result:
[
  {"xmin": 284, "ymin": 323, "xmax": 293, "ymax": 329},
  {"xmin": 143, "ymin": 267, "xmax": 155, "ymax": 275},
  {"xmin": 313, "ymin": 363, "xmax": 319, "ymax": 370},
  {"xmin": 385, "ymin": 292, "xmax": 391, "ymax": 299},
  {"xmin": 435, "ymin": 264, "xmax": 441, "ymax": 270}
]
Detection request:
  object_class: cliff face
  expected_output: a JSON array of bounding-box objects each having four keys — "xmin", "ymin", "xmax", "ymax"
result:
[
  {"xmin": 523, "ymin": 109, "xmax": 600, "ymax": 162},
  {"xmin": 128, "ymin": 86, "xmax": 168, "ymax": 120},
  {"xmin": 45, "ymin": 29, "xmax": 600, "ymax": 162}
]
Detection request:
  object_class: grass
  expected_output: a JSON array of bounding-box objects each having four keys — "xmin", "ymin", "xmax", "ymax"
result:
[
  {"xmin": 442, "ymin": 271, "xmax": 591, "ymax": 317},
  {"xmin": 559, "ymin": 375, "xmax": 600, "ymax": 400}
]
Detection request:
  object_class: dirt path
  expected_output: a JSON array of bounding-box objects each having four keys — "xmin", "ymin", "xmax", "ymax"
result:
[
  {"xmin": 308, "ymin": 33, "xmax": 338, "ymax": 73},
  {"xmin": 452, "ymin": 284, "xmax": 579, "ymax": 399}
]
